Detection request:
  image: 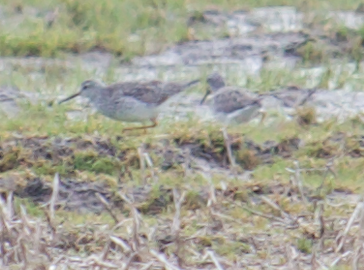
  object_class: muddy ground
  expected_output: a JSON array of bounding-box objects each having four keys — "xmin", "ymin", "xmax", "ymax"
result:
[{"xmin": 0, "ymin": 131, "xmax": 362, "ymax": 213}]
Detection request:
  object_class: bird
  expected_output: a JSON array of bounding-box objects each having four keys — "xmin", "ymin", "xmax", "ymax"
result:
[
  {"xmin": 200, "ymin": 72, "xmax": 266, "ymax": 127},
  {"xmin": 58, "ymin": 78, "xmax": 200, "ymax": 132}
]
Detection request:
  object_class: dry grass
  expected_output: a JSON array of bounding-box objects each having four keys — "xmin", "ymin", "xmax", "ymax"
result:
[
  {"xmin": 1, "ymin": 166, "xmax": 364, "ymax": 269},
  {"xmin": 1, "ymin": 129, "xmax": 364, "ymax": 268}
]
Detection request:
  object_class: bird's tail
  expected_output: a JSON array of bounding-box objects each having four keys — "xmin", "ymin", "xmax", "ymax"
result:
[{"xmin": 182, "ymin": 79, "xmax": 200, "ymax": 89}]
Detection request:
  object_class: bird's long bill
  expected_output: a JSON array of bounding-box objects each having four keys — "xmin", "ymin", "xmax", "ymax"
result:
[
  {"xmin": 58, "ymin": 92, "xmax": 81, "ymax": 104},
  {"xmin": 200, "ymin": 91, "xmax": 210, "ymax": 105}
]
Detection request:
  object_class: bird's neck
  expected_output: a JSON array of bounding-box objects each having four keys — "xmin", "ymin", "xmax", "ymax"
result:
[{"xmin": 82, "ymin": 87, "xmax": 104, "ymax": 103}]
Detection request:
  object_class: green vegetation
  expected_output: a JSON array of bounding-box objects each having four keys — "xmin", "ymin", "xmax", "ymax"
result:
[{"xmin": 0, "ymin": 0, "xmax": 364, "ymax": 57}]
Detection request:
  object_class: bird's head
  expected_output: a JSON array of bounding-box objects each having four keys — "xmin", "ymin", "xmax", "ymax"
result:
[
  {"xmin": 200, "ymin": 72, "xmax": 225, "ymax": 105},
  {"xmin": 58, "ymin": 80, "xmax": 103, "ymax": 104}
]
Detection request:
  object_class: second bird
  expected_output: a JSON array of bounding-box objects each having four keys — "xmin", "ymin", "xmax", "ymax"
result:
[
  {"xmin": 59, "ymin": 78, "xmax": 200, "ymax": 132},
  {"xmin": 200, "ymin": 72, "xmax": 266, "ymax": 127}
]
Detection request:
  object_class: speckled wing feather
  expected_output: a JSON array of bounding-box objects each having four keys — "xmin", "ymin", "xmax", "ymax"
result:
[
  {"xmin": 107, "ymin": 81, "xmax": 170, "ymax": 105},
  {"xmin": 213, "ymin": 88, "xmax": 261, "ymax": 114}
]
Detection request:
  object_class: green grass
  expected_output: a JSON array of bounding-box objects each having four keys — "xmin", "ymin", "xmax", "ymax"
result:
[
  {"xmin": 0, "ymin": 53, "xmax": 363, "ymax": 193},
  {"xmin": 0, "ymin": 59, "xmax": 363, "ymax": 184},
  {"xmin": 0, "ymin": 0, "xmax": 364, "ymax": 57}
]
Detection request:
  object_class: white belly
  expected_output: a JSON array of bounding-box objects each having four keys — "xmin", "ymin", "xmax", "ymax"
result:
[
  {"xmin": 93, "ymin": 97, "xmax": 160, "ymax": 123},
  {"xmin": 215, "ymin": 104, "xmax": 261, "ymax": 126},
  {"xmin": 114, "ymin": 105, "xmax": 159, "ymax": 122}
]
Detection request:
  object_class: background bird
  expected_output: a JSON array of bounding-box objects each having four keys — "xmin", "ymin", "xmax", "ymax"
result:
[{"xmin": 200, "ymin": 72, "xmax": 266, "ymax": 127}]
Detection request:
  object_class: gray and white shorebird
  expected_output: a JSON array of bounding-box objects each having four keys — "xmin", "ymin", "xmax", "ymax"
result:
[
  {"xmin": 200, "ymin": 72, "xmax": 266, "ymax": 126},
  {"xmin": 59, "ymin": 78, "xmax": 200, "ymax": 132}
]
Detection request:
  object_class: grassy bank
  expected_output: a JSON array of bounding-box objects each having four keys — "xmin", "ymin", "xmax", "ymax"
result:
[{"xmin": 0, "ymin": 0, "xmax": 363, "ymax": 57}]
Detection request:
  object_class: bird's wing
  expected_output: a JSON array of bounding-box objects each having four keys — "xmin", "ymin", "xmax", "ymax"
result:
[
  {"xmin": 108, "ymin": 81, "xmax": 169, "ymax": 105},
  {"xmin": 213, "ymin": 88, "xmax": 261, "ymax": 114}
]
